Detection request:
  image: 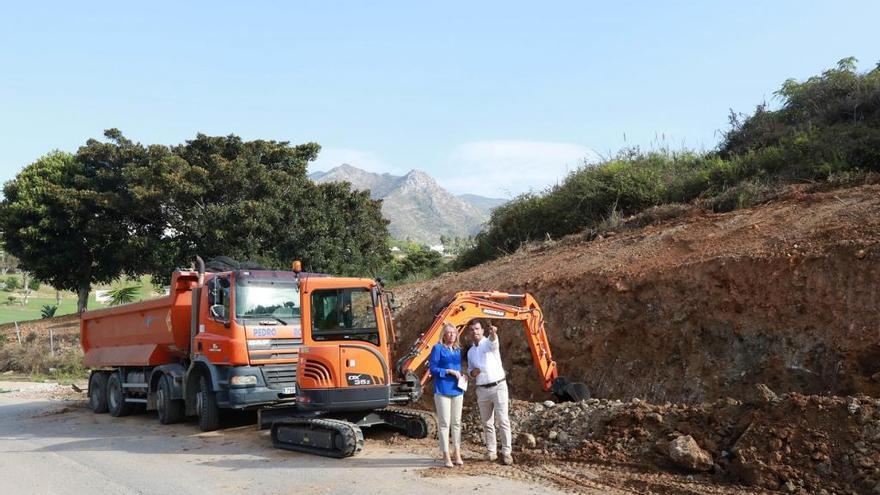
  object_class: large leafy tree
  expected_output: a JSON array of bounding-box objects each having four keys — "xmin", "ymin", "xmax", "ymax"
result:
[
  {"xmin": 0, "ymin": 147, "xmax": 144, "ymax": 312},
  {"xmin": 0, "ymin": 131, "xmax": 391, "ymax": 312},
  {"xmin": 134, "ymin": 133, "xmax": 390, "ymax": 280}
]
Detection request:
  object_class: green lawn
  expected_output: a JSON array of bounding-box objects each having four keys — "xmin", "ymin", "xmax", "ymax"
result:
[{"xmin": 0, "ymin": 275, "xmax": 158, "ymax": 324}]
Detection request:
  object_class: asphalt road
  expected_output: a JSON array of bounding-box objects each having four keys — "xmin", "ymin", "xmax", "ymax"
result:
[{"xmin": 0, "ymin": 394, "xmax": 560, "ymax": 495}]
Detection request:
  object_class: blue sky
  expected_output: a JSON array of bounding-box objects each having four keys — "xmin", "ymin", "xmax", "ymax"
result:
[{"xmin": 1, "ymin": 1, "xmax": 878, "ymax": 197}]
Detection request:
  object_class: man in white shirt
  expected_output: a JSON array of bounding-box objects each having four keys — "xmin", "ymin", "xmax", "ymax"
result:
[{"xmin": 466, "ymin": 320, "xmax": 513, "ymax": 465}]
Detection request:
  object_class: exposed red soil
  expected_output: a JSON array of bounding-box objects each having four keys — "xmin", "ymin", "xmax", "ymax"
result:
[{"xmin": 394, "ymin": 184, "xmax": 880, "ymax": 405}]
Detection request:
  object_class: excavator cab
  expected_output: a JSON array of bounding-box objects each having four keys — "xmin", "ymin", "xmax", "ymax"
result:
[
  {"xmin": 295, "ymin": 279, "xmax": 393, "ymax": 412},
  {"xmin": 266, "ymin": 275, "xmax": 433, "ymax": 457}
]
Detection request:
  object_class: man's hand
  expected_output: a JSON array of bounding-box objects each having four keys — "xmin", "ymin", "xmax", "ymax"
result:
[
  {"xmin": 447, "ymin": 369, "xmax": 461, "ymax": 379},
  {"xmin": 488, "ymin": 324, "xmax": 498, "ymax": 341},
  {"xmin": 470, "ymin": 368, "xmax": 481, "ymax": 378}
]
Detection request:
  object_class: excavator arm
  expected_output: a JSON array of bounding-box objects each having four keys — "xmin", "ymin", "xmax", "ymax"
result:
[{"xmin": 394, "ymin": 291, "xmax": 575, "ymax": 399}]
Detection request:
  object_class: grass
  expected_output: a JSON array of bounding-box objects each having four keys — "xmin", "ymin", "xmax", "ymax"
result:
[{"xmin": 0, "ymin": 274, "xmax": 158, "ymax": 325}]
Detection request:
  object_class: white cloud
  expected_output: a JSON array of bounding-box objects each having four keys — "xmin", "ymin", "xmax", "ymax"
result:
[
  {"xmin": 309, "ymin": 148, "xmax": 402, "ymax": 174},
  {"xmin": 437, "ymin": 140, "xmax": 599, "ymax": 197}
]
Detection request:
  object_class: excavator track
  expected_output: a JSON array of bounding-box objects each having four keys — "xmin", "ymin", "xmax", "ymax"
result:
[
  {"xmin": 377, "ymin": 406, "xmax": 437, "ymax": 439},
  {"xmin": 271, "ymin": 417, "xmax": 365, "ymax": 458}
]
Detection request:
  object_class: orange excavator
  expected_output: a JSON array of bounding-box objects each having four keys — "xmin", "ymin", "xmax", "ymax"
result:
[{"xmin": 262, "ymin": 284, "xmax": 589, "ymax": 458}]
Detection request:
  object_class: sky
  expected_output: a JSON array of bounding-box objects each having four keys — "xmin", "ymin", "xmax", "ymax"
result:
[{"xmin": 1, "ymin": 1, "xmax": 878, "ymax": 198}]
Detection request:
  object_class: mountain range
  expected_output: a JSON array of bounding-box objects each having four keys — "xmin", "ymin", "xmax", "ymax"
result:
[{"xmin": 310, "ymin": 164, "xmax": 506, "ymax": 244}]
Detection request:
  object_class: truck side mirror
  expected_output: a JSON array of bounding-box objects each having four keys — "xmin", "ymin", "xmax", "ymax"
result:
[{"xmin": 210, "ymin": 304, "xmax": 226, "ymax": 320}]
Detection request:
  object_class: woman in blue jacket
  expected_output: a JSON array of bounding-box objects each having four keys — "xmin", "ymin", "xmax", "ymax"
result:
[{"xmin": 428, "ymin": 322, "xmax": 465, "ymax": 467}]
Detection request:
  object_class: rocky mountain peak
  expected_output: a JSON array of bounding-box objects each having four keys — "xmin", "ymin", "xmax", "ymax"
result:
[{"xmin": 309, "ymin": 164, "xmax": 505, "ymax": 243}]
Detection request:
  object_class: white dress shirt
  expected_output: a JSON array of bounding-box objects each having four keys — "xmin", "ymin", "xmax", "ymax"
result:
[{"xmin": 467, "ymin": 336, "xmax": 505, "ymax": 386}]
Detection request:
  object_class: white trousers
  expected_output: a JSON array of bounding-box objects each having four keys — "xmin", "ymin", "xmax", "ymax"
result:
[
  {"xmin": 434, "ymin": 393, "xmax": 463, "ymax": 455},
  {"xmin": 475, "ymin": 381, "xmax": 512, "ymax": 455}
]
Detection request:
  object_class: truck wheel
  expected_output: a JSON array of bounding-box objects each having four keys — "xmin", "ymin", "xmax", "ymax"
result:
[
  {"xmin": 197, "ymin": 374, "xmax": 220, "ymax": 431},
  {"xmin": 88, "ymin": 372, "xmax": 109, "ymax": 413},
  {"xmin": 107, "ymin": 373, "xmax": 134, "ymax": 417},
  {"xmin": 157, "ymin": 375, "xmax": 184, "ymax": 425}
]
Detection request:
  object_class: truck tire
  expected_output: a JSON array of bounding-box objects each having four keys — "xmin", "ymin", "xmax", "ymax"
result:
[
  {"xmin": 157, "ymin": 375, "xmax": 184, "ymax": 425},
  {"xmin": 107, "ymin": 373, "xmax": 134, "ymax": 417},
  {"xmin": 197, "ymin": 374, "xmax": 220, "ymax": 431},
  {"xmin": 88, "ymin": 372, "xmax": 109, "ymax": 413}
]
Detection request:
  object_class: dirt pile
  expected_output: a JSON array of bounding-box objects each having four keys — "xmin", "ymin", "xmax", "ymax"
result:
[
  {"xmin": 0, "ymin": 314, "xmax": 79, "ymax": 342},
  {"xmin": 461, "ymin": 390, "xmax": 880, "ymax": 494},
  {"xmin": 394, "ymin": 184, "xmax": 880, "ymax": 404}
]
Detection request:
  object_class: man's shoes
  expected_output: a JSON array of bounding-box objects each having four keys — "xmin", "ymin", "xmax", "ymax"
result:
[
  {"xmin": 502, "ymin": 454, "xmax": 514, "ymax": 465},
  {"xmin": 486, "ymin": 452, "xmax": 498, "ymax": 461}
]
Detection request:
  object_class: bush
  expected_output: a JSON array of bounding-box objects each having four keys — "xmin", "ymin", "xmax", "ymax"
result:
[
  {"xmin": 0, "ymin": 343, "xmax": 85, "ymax": 377},
  {"xmin": 456, "ymin": 58, "xmax": 880, "ymax": 269},
  {"xmin": 27, "ymin": 278, "xmax": 40, "ymax": 291},
  {"xmin": 4, "ymin": 276, "xmax": 18, "ymax": 291},
  {"xmin": 388, "ymin": 248, "xmax": 445, "ymax": 282},
  {"xmin": 41, "ymin": 305, "xmax": 58, "ymax": 319}
]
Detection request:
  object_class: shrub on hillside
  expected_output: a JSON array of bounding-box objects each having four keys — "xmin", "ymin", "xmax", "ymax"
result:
[{"xmin": 456, "ymin": 58, "xmax": 880, "ymax": 269}]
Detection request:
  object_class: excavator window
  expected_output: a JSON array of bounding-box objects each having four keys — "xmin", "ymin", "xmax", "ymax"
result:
[{"xmin": 310, "ymin": 288, "xmax": 379, "ymax": 345}]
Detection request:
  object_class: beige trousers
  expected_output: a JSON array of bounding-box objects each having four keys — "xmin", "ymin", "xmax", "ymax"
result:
[
  {"xmin": 475, "ymin": 381, "xmax": 512, "ymax": 455},
  {"xmin": 434, "ymin": 393, "xmax": 463, "ymax": 454}
]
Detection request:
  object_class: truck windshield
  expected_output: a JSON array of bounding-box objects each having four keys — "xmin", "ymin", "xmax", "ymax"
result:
[
  {"xmin": 235, "ymin": 282, "xmax": 301, "ymax": 322},
  {"xmin": 310, "ymin": 288, "xmax": 379, "ymax": 345}
]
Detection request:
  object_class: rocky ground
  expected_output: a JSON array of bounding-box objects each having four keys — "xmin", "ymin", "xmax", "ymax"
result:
[{"xmin": 458, "ymin": 388, "xmax": 880, "ymax": 494}]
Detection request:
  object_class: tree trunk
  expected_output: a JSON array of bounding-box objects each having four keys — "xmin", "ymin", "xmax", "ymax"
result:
[
  {"xmin": 22, "ymin": 272, "xmax": 29, "ymax": 305},
  {"xmin": 77, "ymin": 283, "xmax": 90, "ymax": 313},
  {"xmin": 56, "ymin": 290, "xmax": 61, "ymax": 306}
]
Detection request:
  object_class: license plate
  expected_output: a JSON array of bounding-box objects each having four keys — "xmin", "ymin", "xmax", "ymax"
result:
[{"xmin": 282, "ymin": 386, "xmax": 296, "ymax": 395}]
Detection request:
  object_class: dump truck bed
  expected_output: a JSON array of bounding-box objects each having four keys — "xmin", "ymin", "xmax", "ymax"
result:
[{"xmin": 81, "ymin": 271, "xmax": 199, "ymax": 368}]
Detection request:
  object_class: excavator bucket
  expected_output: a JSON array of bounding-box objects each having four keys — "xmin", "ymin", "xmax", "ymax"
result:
[{"xmin": 551, "ymin": 377, "xmax": 591, "ymax": 402}]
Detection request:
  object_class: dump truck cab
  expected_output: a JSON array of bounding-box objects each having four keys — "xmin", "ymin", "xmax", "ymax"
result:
[{"xmin": 190, "ymin": 269, "xmax": 308, "ymax": 408}]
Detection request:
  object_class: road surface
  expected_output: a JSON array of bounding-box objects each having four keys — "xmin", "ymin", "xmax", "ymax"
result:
[{"xmin": 0, "ymin": 391, "xmax": 562, "ymax": 495}]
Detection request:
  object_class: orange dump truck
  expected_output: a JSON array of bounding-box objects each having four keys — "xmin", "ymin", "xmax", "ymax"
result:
[{"xmin": 82, "ymin": 258, "xmax": 310, "ymax": 430}]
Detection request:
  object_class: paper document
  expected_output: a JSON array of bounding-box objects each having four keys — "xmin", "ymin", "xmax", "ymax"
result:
[{"xmin": 457, "ymin": 375, "xmax": 468, "ymax": 392}]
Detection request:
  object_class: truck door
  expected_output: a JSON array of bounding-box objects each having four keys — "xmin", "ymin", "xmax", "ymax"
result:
[{"xmin": 198, "ymin": 274, "xmax": 233, "ymax": 363}]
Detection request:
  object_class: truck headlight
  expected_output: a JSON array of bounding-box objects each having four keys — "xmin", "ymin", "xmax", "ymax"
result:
[
  {"xmin": 230, "ymin": 375, "xmax": 258, "ymax": 386},
  {"xmin": 247, "ymin": 339, "xmax": 271, "ymax": 350}
]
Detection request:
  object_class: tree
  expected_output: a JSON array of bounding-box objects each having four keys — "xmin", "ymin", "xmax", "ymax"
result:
[
  {"xmin": 0, "ymin": 147, "xmax": 145, "ymax": 312},
  {"xmin": 0, "ymin": 131, "xmax": 392, "ymax": 311},
  {"xmin": 127, "ymin": 133, "xmax": 389, "ymax": 280},
  {"xmin": 106, "ymin": 285, "xmax": 141, "ymax": 306}
]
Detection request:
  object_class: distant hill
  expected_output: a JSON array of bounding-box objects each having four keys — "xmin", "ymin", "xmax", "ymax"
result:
[
  {"xmin": 310, "ymin": 164, "xmax": 504, "ymax": 243},
  {"xmin": 457, "ymin": 193, "xmax": 506, "ymax": 214}
]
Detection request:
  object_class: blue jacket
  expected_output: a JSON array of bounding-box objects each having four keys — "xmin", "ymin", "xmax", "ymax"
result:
[{"xmin": 428, "ymin": 343, "xmax": 463, "ymax": 396}]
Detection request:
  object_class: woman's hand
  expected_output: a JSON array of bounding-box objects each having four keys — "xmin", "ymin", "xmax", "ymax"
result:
[{"xmin": 446, "ymin": 369, "xmax": 461, "ymax": 379}]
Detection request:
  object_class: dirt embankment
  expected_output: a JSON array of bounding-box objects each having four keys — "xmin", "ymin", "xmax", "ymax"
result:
[
  {"xmin": 0, "ymin": 314, "xmax": 80, "ymax": 342},
  {"xmin": 394, "ymin": 184, "xmax": 880, "ymax": 404}
]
